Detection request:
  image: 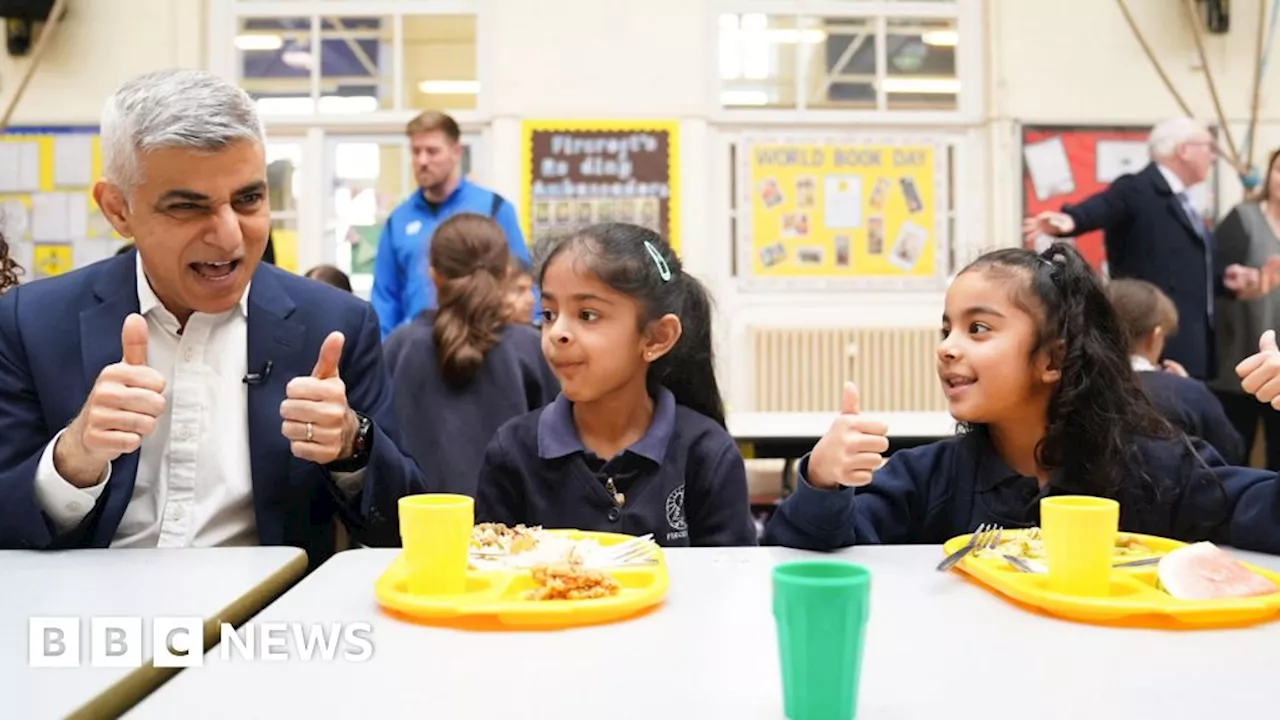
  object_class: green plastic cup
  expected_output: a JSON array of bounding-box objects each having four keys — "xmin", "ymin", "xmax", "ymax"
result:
[{"xmin": 773, "ymin": 561, "xmax": 871, "ymax": 720}]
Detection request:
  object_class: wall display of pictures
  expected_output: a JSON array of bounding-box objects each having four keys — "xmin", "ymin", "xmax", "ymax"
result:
[
  {"xmin": 737, "ymin": 134, "xmax": 948, "ymax": 290},
  {"xmin": 520, "ymin": 120, "xmax": 679, "ymax": 253}
]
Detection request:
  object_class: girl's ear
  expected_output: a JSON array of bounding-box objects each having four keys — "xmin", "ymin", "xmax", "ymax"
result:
[
  {"xmin": 1038, "ymin": 338, "xmax": 1064, "ymax": 385},
  {"xmin": 642, "ymin": 313, "xmax": 682, "ymax": 362}
]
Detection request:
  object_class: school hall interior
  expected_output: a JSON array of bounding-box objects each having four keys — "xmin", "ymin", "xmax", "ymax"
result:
[{"xmin": 3, "ymin": 0, "xmax": 1280, "ymax": 717}]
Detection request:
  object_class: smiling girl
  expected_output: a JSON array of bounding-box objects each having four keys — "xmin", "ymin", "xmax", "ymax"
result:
[
  {"xmin": 474, "ymin": 224, "xmax": 758, "ymax": 546},
  {"xmin": 764, "ymin": 243, "xmax": 1280, "ymax": 554}
]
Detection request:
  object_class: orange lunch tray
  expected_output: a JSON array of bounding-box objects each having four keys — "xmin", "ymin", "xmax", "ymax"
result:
[
  {"xmin": 942, "ymin": 530, "xmax": 1280, "ymax": 628},
  {"xmin": 375, "ymin": 530, "xmax": 669, "ymax": 630}
]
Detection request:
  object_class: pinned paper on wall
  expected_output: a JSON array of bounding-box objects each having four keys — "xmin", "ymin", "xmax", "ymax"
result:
[
  {"xmin": 73, "ymin": 238, "xmax": 117, "ymax": 268},
  {"xmin": 66, "ymin": 194, "xmax": 88, "ymax": 239},
  {"xmin": 1023, "ymin": 136, "xmax": 1075, "ymax": 201},
  {"xmin": 1, "ymin": 200, "xmax": 30, "ymax": 241},
  {"xmin": 53, "ymin": 135, "xmax": 94, "ymax": 188},
  {"xmin": 0, "ymin": 142, "xmax": 41, "ymax": 193},
  {"xmin": 31, "ymin": 193, "xmax": 70, "ymax": 241},
  {"xmin": 1095, "ymin": 140, "xmax": 1149, "ymax": 184},
  {"xmin": 32, "ymin": 243, "xmax": 73, "ymax": 278},
  {"xmin": 30, "ymin": 192, "xmax": 88, "ymax": 242},
  {"xmin": 823, "ymin": 176, "xmax": 863, "ymax": 229}
]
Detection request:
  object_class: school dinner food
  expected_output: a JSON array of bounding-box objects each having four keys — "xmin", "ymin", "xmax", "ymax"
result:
[
  {"xmin": 471, "ymin": 522, "xmax": 543, "ymax": 555},
  {"xmin": 524, "ymin": 555, "xmax": 622, "ymax": 601},
  {"xmin": 973, "ymin": 529, "xmax": 1155, "ymax": 562},
  {"xmin": 1156, "ymin": 542, "xmax": 1279, "ymax": 600}
]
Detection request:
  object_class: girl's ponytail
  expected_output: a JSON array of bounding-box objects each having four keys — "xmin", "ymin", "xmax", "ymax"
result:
[{"xmin": 429, "ymin": 214, "xmax": 511, "ymax": 384}]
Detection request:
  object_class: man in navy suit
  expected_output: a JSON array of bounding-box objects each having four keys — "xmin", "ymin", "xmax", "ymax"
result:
[
  {"xmin": 0, "ymin": 69, "xmax": 428, "ymax": 567},
  {"xmin": 1024, "ymin": 117, "xmax": 1265, "ymax": 380}
]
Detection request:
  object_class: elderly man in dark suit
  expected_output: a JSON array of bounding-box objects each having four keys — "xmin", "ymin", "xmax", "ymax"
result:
[
  {"xmin": 1025, "ymin": 117, "xmax": 1266, "ymax": 380},
  {"xmin": 0, "ymin": 70, "xmax": 429, "ymax": 568}
]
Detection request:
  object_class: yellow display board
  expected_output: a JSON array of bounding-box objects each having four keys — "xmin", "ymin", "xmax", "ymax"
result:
[
  {"xmin": 520, "ymin": 120, "xmax": 680, "ymax": 253},
  {"xmin": 740, "ymin": 136, "xmax": 947, "ymax": 287},
  {"xmin": 0, "ymin": 126, "xmax": 112, "ymax": 281}
]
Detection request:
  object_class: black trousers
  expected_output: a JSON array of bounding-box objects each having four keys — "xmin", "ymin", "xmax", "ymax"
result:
[{"xmin": 1215, "ymin": 390, "xmax": 1280, "ymax": 470}]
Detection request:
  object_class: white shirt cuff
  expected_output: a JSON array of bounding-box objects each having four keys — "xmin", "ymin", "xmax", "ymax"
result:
[
  {"xmin": 331, "ymin": 468, "xmax": 366, "ymax": 499},
  {"xmin": 35, "ymin": 429, "xmax": 110, "ymax": 534}
]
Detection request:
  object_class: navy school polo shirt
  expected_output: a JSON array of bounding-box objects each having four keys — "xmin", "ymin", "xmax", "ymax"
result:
[
  {"xmin": 763, "ymin": 428, "xmax": 1280, "ymax": 555},
  {"xmin": 475, "ymin": 387, "xmax": 759, "ymax": 547}
]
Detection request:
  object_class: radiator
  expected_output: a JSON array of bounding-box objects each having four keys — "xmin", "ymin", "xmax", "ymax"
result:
[{"xmin": 750, "ymin": 327, "xmax": 947, "ymax": 412}]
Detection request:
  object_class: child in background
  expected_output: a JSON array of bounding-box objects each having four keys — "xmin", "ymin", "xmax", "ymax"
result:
[
  {"xmin": 764, "ymin": 243, "xmax": 1280, "ymax": 554},
  {"xmin": 475, "ymin": 223, "xmax": 758, "ymax": 546},
  {"xmin": 304, "ymin": 264, "xmax": 353, "ymax": 293},
  {"xmin": 1107, "ymin": 278, "xmax": 1244, "ymax": 464},
  {"xmin": 505, "ymin": 255, "xmax": 536, "ymax": 326},
  {"xmin": 0, "ymin": 230, "xmax": 21, "ymax": 294},
  {"xmin": 384, "ymin": 213, "xmax": 558, "ymax": 497}
]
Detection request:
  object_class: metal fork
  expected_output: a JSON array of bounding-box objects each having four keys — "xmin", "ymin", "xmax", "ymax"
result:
[{"xmin": 937, "ymin": 523, "xmax": 1002, "ymax": 572}]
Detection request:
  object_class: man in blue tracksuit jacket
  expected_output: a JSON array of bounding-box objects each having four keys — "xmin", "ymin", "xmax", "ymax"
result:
[{"xmin": 371, "ymin": 111, "xmax": 530, "ymax": 338}]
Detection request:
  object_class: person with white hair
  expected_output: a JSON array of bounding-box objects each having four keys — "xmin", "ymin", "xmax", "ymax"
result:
[
  {"xmin": 1024, "ymin": 117, "xmax": 1265, "ymax": 380},
  {"xmin": 0, "ymin": 69, "xmax": 429, "ymax": 567}
]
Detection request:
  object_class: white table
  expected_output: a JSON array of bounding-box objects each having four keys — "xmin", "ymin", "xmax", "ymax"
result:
[
  {"xmin": 5, "ymin": 547, "xmax": 306, "ymax": 719},
  {"xmin": 128, "ymin": 545, "xmax": 1280, "ymax": 719}
]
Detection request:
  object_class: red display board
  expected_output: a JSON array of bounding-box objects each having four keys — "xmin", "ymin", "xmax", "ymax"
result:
[{"xmin": 1019, "ymin": 124, "xmax": 1219, "ymax": 274}]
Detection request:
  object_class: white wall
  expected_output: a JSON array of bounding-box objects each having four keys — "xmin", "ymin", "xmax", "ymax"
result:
[
  {"xmin": 7, "ymin": 0, "xmax": 1279, "ymax": 412},
  {"xmin": 0, "ymin": 0, "xmax": 204, "ymax": 125}
]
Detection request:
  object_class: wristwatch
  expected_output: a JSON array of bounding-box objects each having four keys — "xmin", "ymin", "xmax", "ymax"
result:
[{"xmin": 329, "ymin": 412, "xmax": 373, "ymax": 472}]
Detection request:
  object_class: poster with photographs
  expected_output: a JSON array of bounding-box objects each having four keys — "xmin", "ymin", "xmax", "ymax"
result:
[
  {"xmin": 521, "ymin": 120, "xmax": 679, "ymax": 253},
  {"xmin": 738, "ymin": 134, "xmax": 948, "ymax": 290}
]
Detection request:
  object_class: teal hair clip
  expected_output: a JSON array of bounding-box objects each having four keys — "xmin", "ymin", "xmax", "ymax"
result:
[{"xmin": 643, "ymin": 240, "xmax": 673, "ymax": 282}]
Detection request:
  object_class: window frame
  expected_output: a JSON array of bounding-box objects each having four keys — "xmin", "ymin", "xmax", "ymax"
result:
[
  {"xmin": 708, "ymin": 0, "xmax": 983, "ymax": 125},
  {"xmin": 207, "ymin": 0, "xmax": 491, "ymax": 126}
]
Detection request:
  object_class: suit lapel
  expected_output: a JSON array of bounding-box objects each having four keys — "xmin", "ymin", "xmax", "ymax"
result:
[
  {"xmin": 80, "ymin": 254, "xmax": 143, "ymax": 545},
  {"xmin": 245, "ymin": 267, "xmax": 306, "ymax": 545}
]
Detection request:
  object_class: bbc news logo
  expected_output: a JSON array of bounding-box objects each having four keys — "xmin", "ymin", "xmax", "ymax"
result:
[{"xmin": 29, "ymin": 617, "xmax": 373, "ymax": 667}]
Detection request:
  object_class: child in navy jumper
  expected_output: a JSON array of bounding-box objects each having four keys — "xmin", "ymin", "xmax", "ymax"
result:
[
  {"xmin": 764, "ymin": 243, "xmax": 1280, "ymax": 554},
  {"xmin": 1107, "ymin": 278, "xmax": 1244, "ymax": 464},
  {"xmin": 384, "ymin": 213, "xmax": 559, "ymax": 498},
  {"xmin": 475, "ymin": 224, "xmax": 758, "ymax": 546}
]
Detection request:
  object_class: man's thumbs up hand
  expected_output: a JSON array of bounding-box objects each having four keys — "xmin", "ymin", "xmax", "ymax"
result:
[{"xmin": 283, "ymin": 332, "xmax": 360, "ymax": 465}]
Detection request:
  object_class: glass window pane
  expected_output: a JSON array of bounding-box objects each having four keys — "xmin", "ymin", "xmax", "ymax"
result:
[
  {"xmin": 885, "ymin": 18, "xmax": 958, "ymax": 111},
  {"xmin": 719, "ymin": 13, "xmax": 796, "ymax": 108},
  {"xmin": 237, "ymin": 16, "xmax": 313, "ymax": 112},
  {"xmin": 266, "ymin": 142, "xmax": 302, "ymax": 215},
  {"xmin": 318, "ymin": 15, "xmax": 394, "ymax": 112},
  {"xmin": 330, "ymin": 141, "xmax": 408, "ymax": 277},
  {"xmin": 403, "ymin": 15, "xmax": 478, "ymax": 112},
  {"xmin": 269, "ymin": 217, "xmax": 300, "ymax": 274},
  {"xmin": 805, "ymin": 17, "xmax": 877, "ymax": 109}
]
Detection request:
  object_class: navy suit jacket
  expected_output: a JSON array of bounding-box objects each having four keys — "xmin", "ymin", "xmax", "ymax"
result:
[
  {"xmin": 1064, "ymin": 163, "xmax": 1218, "ymax": 379},
  {"xmin": 0, "ymin": 252, "xmax": 428, "ymax": 567}
]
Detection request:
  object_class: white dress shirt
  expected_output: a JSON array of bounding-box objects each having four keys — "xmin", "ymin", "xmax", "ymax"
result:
[
  {"xmin": 33, "ymin": 253, "xmax": 258, "ymax": 547},
  {"xmin": 1131, "ymin": 355, "xmax": 1158, "ymax": 372}
]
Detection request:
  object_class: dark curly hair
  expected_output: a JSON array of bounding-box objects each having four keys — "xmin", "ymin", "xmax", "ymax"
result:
[
  {"xmin": 0, "ymin": 230, "xmax": 22, "ymax": 294},
  {"xmin": 959, "ymin": 242, "xmax": 1176, "ymax": 506}
]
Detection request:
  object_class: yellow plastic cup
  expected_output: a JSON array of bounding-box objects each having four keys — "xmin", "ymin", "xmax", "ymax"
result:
[
  {"xmin": 1040, "ymin": 495, "xmax": 1120, "ymax": 596},
  {"xmin": 399, "ymin": 494, "xmax": 474, "ymax": 596}
]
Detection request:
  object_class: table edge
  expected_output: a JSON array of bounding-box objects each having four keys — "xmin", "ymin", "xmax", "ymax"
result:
[{"xmin": 64, "ymin": 547, "xmax": 309, "ymax": 720}]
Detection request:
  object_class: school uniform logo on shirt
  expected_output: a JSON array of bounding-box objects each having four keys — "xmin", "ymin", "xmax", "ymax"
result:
[
  {"xmin": 665, "ymin": 485, "xmax": 688, "ymax": 541},
  {"xmin": 405, "ymin": 220, "xmax": 422, "ymax": 235}
]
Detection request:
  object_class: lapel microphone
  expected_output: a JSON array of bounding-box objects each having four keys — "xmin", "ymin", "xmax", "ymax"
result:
[{"xmin": 243, "ymin": 360, "xmax": 273, "ymax": 385}]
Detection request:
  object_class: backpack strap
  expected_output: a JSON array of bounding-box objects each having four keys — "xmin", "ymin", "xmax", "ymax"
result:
[{"xmin": 489, "ymin": 192, "xmax": 505, "ymax": 218}]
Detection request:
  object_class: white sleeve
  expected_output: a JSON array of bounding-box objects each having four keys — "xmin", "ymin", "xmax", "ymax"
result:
[
  {"xmin": 33, "ymin": 429, "xmax": 110, "ymax": 534},
  {"xmin": 330, "ymin": 468, "xmax": 366, "ymax": 499}
]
